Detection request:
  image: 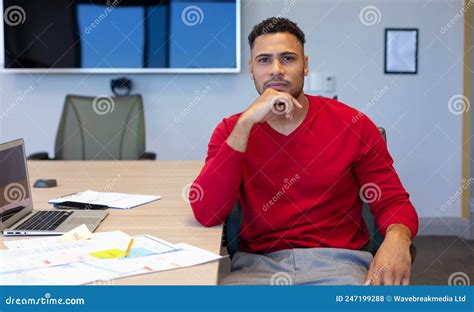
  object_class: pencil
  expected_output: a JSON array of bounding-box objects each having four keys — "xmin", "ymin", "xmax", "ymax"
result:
[{"xmin": 124, "ymin": 238, "xmax": 134, "ymax": 257}]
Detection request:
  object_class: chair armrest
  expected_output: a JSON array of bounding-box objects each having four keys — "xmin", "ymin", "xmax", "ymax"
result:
[
  {"xmin": 139, "ymin": 151, "xmax": 156, "ymax": 160},
  {"xmin": 27, "ymin": 152, "xmax": 51, "ymax": 160},
  {"xmin": 223, "ymin": 202, "xmax": 242, "ymax": 258}
]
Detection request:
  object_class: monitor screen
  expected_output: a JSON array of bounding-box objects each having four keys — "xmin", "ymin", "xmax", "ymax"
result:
[
  {"xmin": 2, "ymin": 0, "xmax": 240, "ymax": 73},
  {"xmin": 0, "ymin": 141, "xmax": 31, "ymax": 223}
]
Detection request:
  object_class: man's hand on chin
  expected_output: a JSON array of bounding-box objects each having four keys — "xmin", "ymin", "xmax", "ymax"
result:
[{"xmin": 364, "ymin": 224, "xmax": 413, "ymax": 286}]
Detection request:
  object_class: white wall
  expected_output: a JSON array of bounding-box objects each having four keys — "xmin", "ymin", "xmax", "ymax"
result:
[{"xmin": 0, "ymin": 0, "xmax": 466, "ymax": 219}]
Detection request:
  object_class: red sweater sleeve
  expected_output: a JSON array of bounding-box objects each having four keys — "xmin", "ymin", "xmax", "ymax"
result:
[
  {"xmin": 352, "ymin": 114, "xmax": 419, "ymax": 238},
  {"xmin": 190, "ymin": 117, "xmax": 245, "ymax": 227}
]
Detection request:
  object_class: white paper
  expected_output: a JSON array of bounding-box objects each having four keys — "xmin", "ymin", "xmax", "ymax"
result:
[
  {"xmin": 1, "ymin": 237, "xmax": 130, "ymax": 273},
  {"xmin": 0, "ymin": 243, "xmax": 222, "ymax": 285},
  {"xmin": 4, "ymin": 230, "xmax": 130, "ymax": 249},
  {"xmin": 0, "ymin": 233, "xmax": 177, "ymax": 275},
  {"xmin": 0, "ymin": 263, "xmax": 116, "ymax": 285},
  {"xmin": 57, "ymin": 224, "xmax": 93, "ymax": 243},
  {"xmin": 386, "ymin": 30, "xmax": 417, "ymax": 73},
  {"xmin": 48, "ymin": 190, "xmax": 161, "ymax": 209}
]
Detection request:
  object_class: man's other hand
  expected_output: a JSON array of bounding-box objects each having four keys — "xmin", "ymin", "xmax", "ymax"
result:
[{"xmin": 364, "ymin": 224, "xmax": 413, "ymax": 285}]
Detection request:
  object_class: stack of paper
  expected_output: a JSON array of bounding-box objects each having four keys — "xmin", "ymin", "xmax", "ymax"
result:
[{"xmin": 0, "ymin": 226, "xmax": 222, "ymax": 285}]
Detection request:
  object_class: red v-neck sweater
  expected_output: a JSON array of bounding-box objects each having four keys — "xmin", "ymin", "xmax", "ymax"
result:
[{"xmin": 190, "ymin": 94, "xmax": 418, "ymax": 254}]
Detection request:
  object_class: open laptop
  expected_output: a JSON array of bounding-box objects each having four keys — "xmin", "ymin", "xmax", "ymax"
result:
[{"xmin": 1, "ymin": 139, "xmax": 108, "ymax": 236}]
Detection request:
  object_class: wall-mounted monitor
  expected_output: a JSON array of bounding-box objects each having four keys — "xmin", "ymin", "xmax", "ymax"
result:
[{"xmin": 2, "ymin": 0, "xmax": 241, "ymax": 73}]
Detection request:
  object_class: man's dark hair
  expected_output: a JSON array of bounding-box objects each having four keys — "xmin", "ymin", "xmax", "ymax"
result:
[{"xmin": 248, "ymin": 17, "xmax": 306, "ymax": 49}]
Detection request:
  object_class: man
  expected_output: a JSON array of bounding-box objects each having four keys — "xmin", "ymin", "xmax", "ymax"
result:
[{"xmin": 190, "ymin": 17, "xmax": 418, "ymax": 285}]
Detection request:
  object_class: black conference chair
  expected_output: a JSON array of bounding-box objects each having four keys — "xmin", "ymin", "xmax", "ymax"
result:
[
  {"xmin": 28, "ymin": 94, "xmax": 156, "ymax": 160},
  {"xmin": 222, "ymin": 127, "xmax": 416, "ymax": 263}
]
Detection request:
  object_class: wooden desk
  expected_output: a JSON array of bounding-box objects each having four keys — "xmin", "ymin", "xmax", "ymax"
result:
[{"xmin": 0, "ymin": 161, "xmax": 223, "ymax": 285}]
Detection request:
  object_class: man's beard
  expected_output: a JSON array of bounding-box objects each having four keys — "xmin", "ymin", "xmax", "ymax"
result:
[{"xmin": 255, "ymin": 79, "xmax": 304, "ymax": 99}]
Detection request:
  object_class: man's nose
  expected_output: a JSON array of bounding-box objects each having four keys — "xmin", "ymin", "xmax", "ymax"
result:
[{"xmin": 270, "ymin": 59, "xmax": 284, "ymax": 76}]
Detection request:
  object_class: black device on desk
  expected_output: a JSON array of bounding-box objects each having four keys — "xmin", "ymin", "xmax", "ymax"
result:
[
  {"xmin": 54, "ymin": 201, "xmax": 109, "ymax": 210},
  {"xmin": 33, "ymin": 179, "xmax": 57, "ymax": 188}
]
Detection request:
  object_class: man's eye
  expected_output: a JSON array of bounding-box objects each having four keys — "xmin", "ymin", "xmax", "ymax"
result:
[
  {"xmin": 281, "ymin": 56, "xmax": 295, "ymax": 62},
  {"xmin": 258, "ymin": 58, "xmax": 270, "ymax": 63}
]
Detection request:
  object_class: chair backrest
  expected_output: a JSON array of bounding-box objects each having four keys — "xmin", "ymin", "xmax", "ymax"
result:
[
  {"xmin": 55, "ymin": 94, "xmax": 146, "ymax": 160},
  {"xmin": 223, "ymin": 127, "xmax": 388, "ymax": 258}
]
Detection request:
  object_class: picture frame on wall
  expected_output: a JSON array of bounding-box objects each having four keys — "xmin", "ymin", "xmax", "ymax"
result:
[{"xmin": 384, "ymin": 28, "xmax": 418, "ymax": 74}]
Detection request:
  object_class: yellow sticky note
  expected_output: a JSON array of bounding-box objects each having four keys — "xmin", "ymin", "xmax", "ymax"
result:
[{"xmin": 90, "ymin": 248, "xmax": 126, "ymax": 259}]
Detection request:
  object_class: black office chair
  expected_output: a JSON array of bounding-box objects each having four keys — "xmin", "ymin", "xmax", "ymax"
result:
[
  {"xmin": 222, "ymin": 127, "xmax": 416, "ymax": 263},
  {"xmin": 28, "ymin": 94, "xmax": 156, "ymax": 160}
]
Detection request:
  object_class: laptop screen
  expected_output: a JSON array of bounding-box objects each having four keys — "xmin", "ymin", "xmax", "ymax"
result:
[{"xmin": 0, "ymin": 140, "xmax": 32, "ymax": 224}]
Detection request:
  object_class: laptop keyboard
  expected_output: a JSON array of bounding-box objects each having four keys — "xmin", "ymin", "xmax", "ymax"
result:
[{"xmin": 13, "ymin": 210, "xmax": 74, "ymax": 231}]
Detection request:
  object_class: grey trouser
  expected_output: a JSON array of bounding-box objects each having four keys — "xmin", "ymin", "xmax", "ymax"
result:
[{"xmin": 220, "ymin": 247, "xmax": 373, "ymax": 285}]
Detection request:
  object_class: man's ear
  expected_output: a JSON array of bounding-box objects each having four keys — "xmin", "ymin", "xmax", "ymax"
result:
[
  {"xmin": 304, "ymin": 55, "xmax": 309, "ymax": 76},
  {"xmin": 249, "ymin": 59, "xmax": 255, "ymax": 80}
]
